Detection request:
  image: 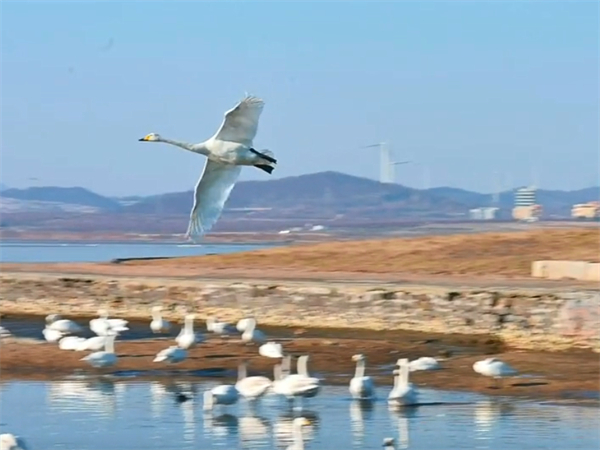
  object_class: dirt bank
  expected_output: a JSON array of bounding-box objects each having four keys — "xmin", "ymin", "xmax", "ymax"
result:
[{"xmin": 1, "ymin": 332, "xmax": 598, "ymax": 404}]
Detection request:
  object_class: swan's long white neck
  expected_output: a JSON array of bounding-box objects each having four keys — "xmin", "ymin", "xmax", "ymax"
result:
[
  {"xmin": 105, "ymin": 335, "xmax": 116, "ymax": 353},
  {"xmin": 399, "ymin": 361, "xmax": 409, "ymax": 387},
  {"xmin": 273, "ymin": 364, "xmax": 282, "ymax": 381},
  {"xmin": 238, "ymin": 363, "xmax": 247, "ymax": 381},
  {"xmin": 297, "ymin": 356, "xmax": 309, "ymax": 376},
  {"xmin": 355, "ymin": 359, "xmax": 366, "ymax": 378},
  {"xmin": 292, "ymin": 421, "xmax": 305, "ymax": 450},
  {"xmin": 159, "ymin": 137, "xmax": 209, "ymax": 156},
  {"xmin": 282, "ymin": 355, "xmax": 291, "ymax": 376},
  {"xmin": 152, "ymin": 310, "xmax": 161, "ymax": 321},
  {"xmin": 184, "ymin": 316, "xmax": 194, "ymax": 333},
  {"xmin": 246, "ymin": 318, "xmax": 256, "ymax": 334}
]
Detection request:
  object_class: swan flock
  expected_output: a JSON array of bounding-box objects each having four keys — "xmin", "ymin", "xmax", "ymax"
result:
[{"xmin": 138, "ymin": 94, "xmax": 277, "ymax": 240}]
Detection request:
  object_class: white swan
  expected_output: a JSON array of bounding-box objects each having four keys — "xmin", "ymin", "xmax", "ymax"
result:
[
  {"xmin": 153, "ymin": 345, "xmax": 188, "ymax": 364},
  {"xmin": 383, "ymin": 437, "xmax": 396, "ymax": 450},
  {"xmin": 294, "ymin": 355, "xmax": 321, "ymax": 397},
  {"xmin": 241, "ymin": 318, "xmax": 266, "ymax": 344},
  {"xmin": 388, "ymin": 359, "xmax": 418, "ymax": 407},
  {"xmin": 176, "ymin": 314, "xmax": 202, "ymax": 349},
  {"xmin": 206, "ymin": 317, "xmax": 236, "ymax": 335},
  {"xmin": 138, "ymin": 94, "xmax": 277, "ymax": 240},
  {"xmin": 90, "ymin": 310, "xmax": 129, "ymax": 336},
  {"xmin": 46, "ymin": 317, "xmax": 82, "ymax": 334},
  {"xmin": 259, "ymin": 341, "xmax": 284, "ymax": 358},
  {"xmin": 236, "ymin": 317, "xmax": 253, "ymax": 333},
  {"xmin": 150, "ymin": 306, "xmax": 171, "ymax": 333},
  {"xmin": 80, "ymin": 334, "xmax": 118, "ymax": 369},
  {"xmin": 0, "ymin": 326, "xmax": 11, "ymax": 339},
  {"xmin": 473, "ymin": 357, "xmax": 518, "ymax": 388},
  {"xmin": 273, "ymin": 361, "xmax": 320, "ymax": 401},
  {"xmin": 75, "ymin": 335, "xmax": 113, "ymax": 352},
  {"xmin": 235, "ymin": 362, "xmax": 272, "ymax": 400},
  {"xmin": 285, "ymin": 417, "xmax": 311, "ymax": 450},
  {"xmin": 42, "ymin": 327, "xmax": 64, "ymax": 343},
  {"xmin": 0, "ymin": 433, "xmax": 28, "ymax": 450},
  {"xmin": 409, "ymin": 356, "xmax": 440, "ymax": 372},
  {"xmin": 349, "ymin": 354, "xmax": 375, "ymax": 399},
  {"xmin": 203, "ymin": 384, "xmax": 239, "ymax": 411},
  {"xmin": 58, "ymin": 336, "xmax": 87, "ymax": 351}
]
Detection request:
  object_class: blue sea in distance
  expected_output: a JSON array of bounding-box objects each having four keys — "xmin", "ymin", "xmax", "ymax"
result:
[{"xmin": 0, "ymin": 241, "xmax": 275, "ymax": 263}]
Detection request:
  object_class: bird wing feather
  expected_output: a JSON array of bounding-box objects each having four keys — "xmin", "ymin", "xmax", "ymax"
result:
[
  {"xmin": 186, "ymin": 159, "xmax": 242, "ymax": 240},
  {"xmin": 211, "ymin": 95, "xmax": 265, "ymax": 146}
]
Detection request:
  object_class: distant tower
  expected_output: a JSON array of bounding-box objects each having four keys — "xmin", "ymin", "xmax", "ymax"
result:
[{"xmin": 362, "ymin": 141, "xmax": 393, "ymax": 183}]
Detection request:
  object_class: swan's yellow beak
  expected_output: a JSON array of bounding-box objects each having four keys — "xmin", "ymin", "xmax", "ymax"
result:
[
  {"xmin": 138, "ymin": 134, "xmax": 152, "ymax": 141},
  {"xmin": 300, "ymin": 417, "xmax": 311, "ymax": 426}
]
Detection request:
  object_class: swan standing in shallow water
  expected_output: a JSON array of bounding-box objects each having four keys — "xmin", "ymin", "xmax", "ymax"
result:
[
  {"xmin": 81, "ymin": 334, "xmax": 118, "ymax": 369},
  {"xmin": 241, "ymin": 318, "xmax": 266, "ymax": 345},
  {"xmin": 259, "ymin": 341, "xmax": 284, "ymax": 358},
  {"xmin": 235, "ymin": 362, "xmax": 272, "ymax": 400},
  {"xmin": 388, "ymin": 359, "xmax": 418, "ymax": 408},
  {"xmin": 176, "ymin": 314, "xmax": 201, "ymax": 349},
  {"xmin": 153, "ymin": 346, "xmax": 188, "ymax": 364},
  {"xmin": 150, "ymin": 306, "xmax": 171, "ymax": 334},
  {"xmin": 0, "ymin": 433, "xmax": 29, "ymax": 450},
  {"xmin": 473, "ymin": 358, "xmax": 518, "ymax": 388},
  {"xmin": 206, "ymin": 317, "xmax": 236, "ymax": 335},
  {"xmin": 273, "ymin": 359, "xmax": 320, "ymax": 404},
  {"xmin": 42, "ymin": 327, "xmax": 64, "ymax": 343},
  {"xmin": 285, "ymin": 417, "xmax": 311, "ymax": 450},
  {"xmin": 58, "ymin": 336, "xmax": 87, "ymax": 351},
  {"xmin": 138, "ymin": 94, "xmax": 277, "ymax": 240},
  {"xmin": 349, "ymin": 354, "xmax": 375, "ymax": 399},
  {"xmin": 203, "ymin": 384, "xmax": 239, "ymax": 411}
]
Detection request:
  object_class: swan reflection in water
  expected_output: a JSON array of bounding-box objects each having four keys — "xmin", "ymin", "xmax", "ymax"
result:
[
  {"xmin": 203, "ymin": 412, "xmax": 239, "ymax": 441},
  {"xmin": 474, "ymin": 399, "xmax": 516, "ymax": 442},
  {"xmin": 47, "ymin": 378, "xmax": 125, "ymax": 417},
  {"xmin": 389, "ymin": 406, "xmax": 418, "ymax": 449},
  {"xmin": 274, "ymin": 409, "xmax": 320, "ymax": 447},
  {"xmin": 149, "ymin": 380, "xmax": 197, "ymax": 420},
  {"xmin": 350, "ymin": 399, "xmax": 375, "ymax": 445}
]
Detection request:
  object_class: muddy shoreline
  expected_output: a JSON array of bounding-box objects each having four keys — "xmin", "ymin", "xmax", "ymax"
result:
[{"xmin": 1, "ymin": 327, "xmax": 598, "ymax": 405}]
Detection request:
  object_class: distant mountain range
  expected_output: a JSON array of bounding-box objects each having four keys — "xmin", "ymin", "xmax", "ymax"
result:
[{"xmin": 1, "ymin": 172, "xmax": 598, "ymax": 233}]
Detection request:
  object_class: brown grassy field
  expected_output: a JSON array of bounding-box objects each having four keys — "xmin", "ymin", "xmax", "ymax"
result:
[
  {"xmin": 120, "ymin": 227, "xmax": 599, "ymax": 277},
  {"xmin": 1, "ymin": 228, "xmax": 597, "ymax": 282}
]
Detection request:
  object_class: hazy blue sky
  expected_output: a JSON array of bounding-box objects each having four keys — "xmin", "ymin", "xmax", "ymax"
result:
[{"xmin": 1, "ymin": 1, "xmax": 598, "ymax": 196}]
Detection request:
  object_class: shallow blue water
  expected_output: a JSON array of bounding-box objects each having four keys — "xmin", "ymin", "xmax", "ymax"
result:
[
  {"xmin": 0, "ymin": 241, "xmax": 274, "ymax": 263},
  {"xmin": 1, "ymin": 379, "xmax": 598, "ymax": 450}
]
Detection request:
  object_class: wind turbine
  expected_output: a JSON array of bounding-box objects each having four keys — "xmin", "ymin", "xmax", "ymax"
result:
[{"xmin": 361, "ymin": 141, "xmax": 411, "ymax": 183}]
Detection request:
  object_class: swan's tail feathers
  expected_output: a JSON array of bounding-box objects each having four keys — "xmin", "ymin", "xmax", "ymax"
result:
[
  {"xmin": 254, "ymin": 164, "xmax": 274, "ymax": 174},
  {"xmin": 185, "ymin": 212, "xmax": 206, "ymax": 242},
  {"xmin": 249, "ymin": 148, "xmax": 277, "ymax": 164}
]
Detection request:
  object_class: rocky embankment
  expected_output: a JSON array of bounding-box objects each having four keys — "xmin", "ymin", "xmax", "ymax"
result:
[{"xmin": 1, "ymin": 272, "xmax": 598, "ymax": 352}]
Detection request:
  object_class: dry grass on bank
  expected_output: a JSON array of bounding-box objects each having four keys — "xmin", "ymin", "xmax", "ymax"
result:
[{"xmin": 124, "ymin": 228, "xmax": 599, "ymax": 277}]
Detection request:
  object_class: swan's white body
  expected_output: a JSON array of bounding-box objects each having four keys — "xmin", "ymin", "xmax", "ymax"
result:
[
  {"xmin": 139, "ymin": 94, "xmax": 277, "ymax": 240},
  {"xmin": 259, "ymin": 341, "xmax": 283, "ymax": 358},
  {"xmin": 409, "ymin": 356, "xmax": 441, "ymax": 372},
  {"xmin": 388, "ymin": 358, "xmax": 418, "ymax": 407},
  {"xmin": 90, "ymin": 310, "xmax": 129, "ymax": 336},
  {"xmin": 153, "ymin": 346, "xmax": 188, "ymax": 364},
  {"xmin": 273, "ymin": 356, "xmax": 320, "ymax": 400},
  {"xmin": 236, "ymin": 317, "xmax": 252, "ymax": 332},
  {"xmin": 203, "ymin": 384, "xmax": 239, "ymax": 410},
  {"xmin": 47, "ymin": 318, "xmax": 82, "ymax": 334},
  {"xmin": 42, "ymin": 327, "xmax": 64, "ymax": 343},
  {"xmin": 0, "ymin": 433, "xmax": 28, "ymax": 450},
  {"xmin": 58, "ymin": 336, "xmax": 86, "ymax": 351},
  {"xmin": 206, "ymin": 317, "xmax": 236, "ymax": 335},
  {"xmin": 80, "ymin": 334, "xmax": 118, "ymax": 368},
  {"xmin": 176, "ymin": 314, "xmax": 201, "ymax": 349},
  {"xmin": 0, "ymin": 326, "xmax": 11, "ymax": 339},
  {"xmin": 235, "ymin": 362, "xmax": 272, "ymax": 399},
  {"xmin": 284, "ymin": 417, "xmax": 311, "ymax": 450},
  {"xmin": 150, "ymin": 306, "xmax": 171, "ymax": 333},
  {"xmin": 473, "ymin": 358, "xmax": 517, "ymax": 387},
  {"xmin": 241, "ymin": 318, "xmax": 266, "ymax": 344},
  {"xmin": 75, "ymin": 336, "xmax": 111, "ymax": 352},
  {"xmin": 349, "ymin": 354, "xmax": 375, "ymax": 399}
]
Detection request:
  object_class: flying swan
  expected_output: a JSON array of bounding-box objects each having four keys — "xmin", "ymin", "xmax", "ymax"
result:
[{"xmin": 138, "ymin": 94, "xmax": 277, "ymax": 240}]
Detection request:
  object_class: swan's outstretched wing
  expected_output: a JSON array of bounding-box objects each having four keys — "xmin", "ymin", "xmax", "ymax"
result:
[
  {"xmin": 186, "ymin": 159, "xmax": 242, "ymax": 240},
  {"xmin": 211, "ymin": 95, "xmax": 265, "ymax": 147}
]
